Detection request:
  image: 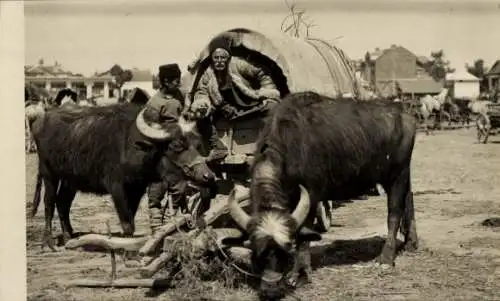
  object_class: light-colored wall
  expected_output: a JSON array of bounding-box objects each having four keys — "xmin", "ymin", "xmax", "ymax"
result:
[
  {"xmin": 121, "ymin": 81, "xmax": 156, "ymax": 97},
  {"xmin": 453, "ymin": 81, "xmax": 480, "ymax": 99}
]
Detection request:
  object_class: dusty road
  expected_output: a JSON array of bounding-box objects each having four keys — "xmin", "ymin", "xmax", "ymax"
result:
[{"xmin": 26, "ymin": 129, "xmax": 500, "ymax": 301}]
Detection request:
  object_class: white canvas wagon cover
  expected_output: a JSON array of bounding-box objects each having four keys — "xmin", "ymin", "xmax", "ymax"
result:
[{"xmin": 183, "ymin": 28, "xmax": 365, "ymax": 104}]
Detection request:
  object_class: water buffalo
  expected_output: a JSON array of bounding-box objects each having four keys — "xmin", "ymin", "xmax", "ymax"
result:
[
  {"xmin": 30, "ymin": 102, "xmax": 215, "ymax": 251},
  {"xmin": 228, "ymin": 91, "xmax": 419, "ymax": 299}
]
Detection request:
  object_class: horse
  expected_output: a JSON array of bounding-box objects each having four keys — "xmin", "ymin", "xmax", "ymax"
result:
[{"xmin": 418, "ymin": 94, "xmax": 442, "ymax": 135}]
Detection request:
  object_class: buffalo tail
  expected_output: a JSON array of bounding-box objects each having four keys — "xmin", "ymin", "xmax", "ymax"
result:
[{"xmin": 30, "ymin": 172, "xmax": 42, "ymax": 218}]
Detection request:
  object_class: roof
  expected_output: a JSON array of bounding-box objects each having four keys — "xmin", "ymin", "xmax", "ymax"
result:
[
  {"xmin": 486, "ymin": 60, "xmax": 500, "ymax": 75},
  {"xmin": 397, "ymin": 78, "xmax": 443, "ymax": 94},
  {"xmin": 368, "ymin": 47, "xmax": 386, "ymax": 60},
  {"xmin": 25, "ymin": 62, "xmax": 82, "ymax": 78},
  {"xmin": 130, "ymin": 69, "xmax": 153, "ymax": 82},
  {"xmin": 446, "ymin": 70, "xmax": 479, "ymax": 81},
  {"xmin": 416, "ymin": 55, "xmax": 430, "ymax": 65},
  {"xmin": 367, "ymin": 45, "xmax": 423, "ymax": 63}
]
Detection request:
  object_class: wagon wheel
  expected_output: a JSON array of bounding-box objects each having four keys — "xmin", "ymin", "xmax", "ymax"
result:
[{"xmin": 315, "ymin": 200, "xmax": 332, "ymax": 232}]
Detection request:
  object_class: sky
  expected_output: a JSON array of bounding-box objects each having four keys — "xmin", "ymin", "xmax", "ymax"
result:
[{"xmin": 24, "ymin": 0, "xmax": 500, "ymax": 77}]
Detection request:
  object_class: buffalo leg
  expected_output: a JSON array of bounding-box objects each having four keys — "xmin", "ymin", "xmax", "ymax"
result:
[
  {"xmin": 114, "ymin": 186, "xmax": 144, "ymax": 261},
  {"xmin": 399, "ymin": 183, "xmax": 418, "ymax": 252},
  {"xmin": 42, "ymin": 178, "xmax": 58, "ymax": 252},
  {"xmin": 286, "ymin": 240, "xmax": 312, "ymax": 288},
  {"xmin": 377, "ymin": 168, "xmax": 410, "ymax": 266},
  {"xmin": 111, "ymin": 187, "xmax": 135, "ymax": 237},
  {"xmin": 55, "ymin": 181, "xmax": 77, "ymax": 244},
  {"xmin": 286, "ymin": 207, "xmax": 316, "ymax": 287},
  {"xmin": 126, "ymin": 187, "xmax": 145, "ymax": 220}
]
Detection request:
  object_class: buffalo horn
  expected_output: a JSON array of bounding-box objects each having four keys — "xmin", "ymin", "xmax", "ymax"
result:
[
  {"xmin": 227, "ymin": 185, "xmax": 251, "ymax": 231},
  {"xmin": 135, "ymin": 108, "xmax": 172, "ymax": 141},
  {"xmin": 291, "ymin": 185, "xmax": 311, "ymax": 227}
]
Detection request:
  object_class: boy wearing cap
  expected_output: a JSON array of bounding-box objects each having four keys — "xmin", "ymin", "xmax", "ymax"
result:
[{"xmin": 141, "ymin": 63, "xmax": 188, "ymax": 234}]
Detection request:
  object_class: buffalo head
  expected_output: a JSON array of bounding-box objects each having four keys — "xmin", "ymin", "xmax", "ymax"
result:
[
  {"xmin": 228, "ymin": 184, "xmax": 320, "ymax": 299},
  {"xmin": 162, "ymin": 131, "xmax": 216, "ymax": 188},
  {"xmin": 135, "ymin": 110, "xmax": 215, "ymax": 188}
]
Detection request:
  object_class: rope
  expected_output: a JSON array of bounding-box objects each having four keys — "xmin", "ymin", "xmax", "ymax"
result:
[
  {"xmin": 205, "ymin": 228, "xmax": 259, "ymax": 278},
  {"xmin": 304, "ymin": 39, "xmax": 342, "ymax": 97}
]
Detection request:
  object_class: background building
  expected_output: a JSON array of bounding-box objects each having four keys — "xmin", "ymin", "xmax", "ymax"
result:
[
  {"xmin": 359, "ymin": 45, "xmax": 443, "ymax": 98},
  {"xmin": 121, "ymin": 68, "xmax": 155, "ymax": 98},
  {"xmin": 445, "ymin": 69, "xmax": 480, "ymax": 100},
  {"xmin": 485, "ymin": 60, "xmax": 500, "ymax": 92},
  {"xmin": 25, "ymin": 59, "xmax": 115, "ymax": 103}
]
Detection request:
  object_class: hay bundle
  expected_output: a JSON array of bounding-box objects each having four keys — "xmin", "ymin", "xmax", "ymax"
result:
[{"xmin": 156, "ymin": 227, "xmax": 255, "ymax": 300}]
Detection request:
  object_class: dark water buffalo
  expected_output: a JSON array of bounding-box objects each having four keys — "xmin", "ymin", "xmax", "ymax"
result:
[
  {"xmin": 228, "ymin": 91, "xmax": 419, "ymax": 299},
  {"xmin": 126, "ymin": 87, "xmax": 150, "ymax": 106},
  {"xmin": 30, "ymin": 102, "xmax": 215, "ymax": 250}
]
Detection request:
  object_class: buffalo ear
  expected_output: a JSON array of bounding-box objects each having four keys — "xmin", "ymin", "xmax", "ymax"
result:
[{"xmin": 297, "ymin": 226, "xmax": 322, "ymax": 242}]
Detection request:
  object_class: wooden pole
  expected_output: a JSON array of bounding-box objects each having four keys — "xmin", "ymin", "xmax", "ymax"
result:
[
  {"xmin": 139, "ymin": 215, "xmax": 189, "ymax": 256},
  {"xmin": 63, "ymin": 278, "xmax": 173, "ymax": 288},
  {"xmin": 65, "ymin": 234, "xmax": 149, "ymax": 252},
  {"xmin": 139, "ymin": 252, "xmax": 175, "ymax": 278}
]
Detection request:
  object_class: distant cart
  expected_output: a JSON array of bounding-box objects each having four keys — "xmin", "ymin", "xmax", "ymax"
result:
[
  {"xmin": 486, "ymin": 102, "xmax": 500, "ymax": 136},
  {"xmin": 487, "ymin": 102, "xmax": 500, "ymax": 128}
]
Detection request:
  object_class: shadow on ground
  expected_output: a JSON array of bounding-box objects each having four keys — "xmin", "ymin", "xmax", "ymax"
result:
[{"xmin": 310, "ymin": 235, "xmax": 398, "ymax": 269}]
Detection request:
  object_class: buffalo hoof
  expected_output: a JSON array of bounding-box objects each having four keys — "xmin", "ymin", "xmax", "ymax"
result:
[
  {"xmin": 375, "ymin": 253, "xmax": 395, "ymax": 267},
  {"xmin": 285, "ymin": 272, "xmax": 312, "ymax": 289},
  {"xmin": 60, "ymin": 232, "xmax": 73, "ymax": 246},
  {"xmin": 42, "ymin": 234, "xmax": 58, "ymax": 252},
  {"xmin": 285, "ymin": 274, "xmax": 299, "ymax": 288},
  {"xmin": 403, "ymin": 240, "xmax": 419, "ymax": 253}
]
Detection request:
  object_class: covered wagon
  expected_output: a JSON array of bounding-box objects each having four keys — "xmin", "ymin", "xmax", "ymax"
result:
[
  {"xmin": 180, "ymin": 28, "xmax": 365, "ymax": 231},
  {"xmin": 181, "ymin": 27, "xmax": 365, "ymax": 166}
]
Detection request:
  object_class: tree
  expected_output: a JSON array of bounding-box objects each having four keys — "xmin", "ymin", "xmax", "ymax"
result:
[
  {"xmin": 466, "ymin": 59, "xmax": 489, "ymax": 92},
  {"xmin": 109, "ymin": 64, "xmax": 133, "ymax": 102},
  {"xmin": 424, "ymin": 50, "xmax": 455, "ymax": 82}
]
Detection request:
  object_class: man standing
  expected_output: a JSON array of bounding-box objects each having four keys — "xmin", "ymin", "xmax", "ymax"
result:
[
  {"xmin": 142, "ymin": 63, "xmax": 188, "ymax": 234},
  {"xmin": 187, "ymin": 37, "xmax": 281, "ymax": 161}
]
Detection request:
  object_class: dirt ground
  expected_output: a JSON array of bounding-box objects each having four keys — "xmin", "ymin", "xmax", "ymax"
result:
[{"xmin": 26, "ymin": 129, "xmax": 500, "ymax": 301}]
